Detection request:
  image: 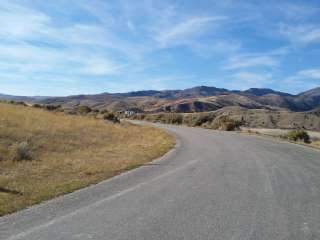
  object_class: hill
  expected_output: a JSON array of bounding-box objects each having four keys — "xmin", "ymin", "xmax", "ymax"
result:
[
  {"xmin": 0, "ymin": 102, "xmax": 174, "ymax": 215},
  {"xmin": 1, "ymin": 86, "xmax": 320, "ymax": 113},
  {"xmin": 132, "ymin": 106, "xmax": 320, "ymax": 131}
]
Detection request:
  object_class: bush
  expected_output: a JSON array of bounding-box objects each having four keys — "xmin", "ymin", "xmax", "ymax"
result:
[
  {"xmin": 103, "ymin": 112, "xmax": 120, "ymax": 123},
  {"xmin": 132, "ymin": 114, "xmax": 146, "ymax": 120},
  {"xmin": 165, "ymin": 114, "xmax": 183, "ymax": 125},
  {"xmin": 77, "ymin": 106, "xmax": 92, "ymax": 114},
  {"xmin": 193, "ymin": 115, "xmax": 209, "ymax": 127},
  {"xmin": 213, "ymin": 116, "xmax": 242, "ymax": 131},
  {"xmin": 45, "ymin": 105, "xmax": 61, "ymax": 111},
  {"xmin": 285, "ymin": 129, "xmax": 310, "ymax": 143},
  {"xmin": 14, "ymin": 101, "xmax": 28, "ymax": 106},
  {"xmin": 11, "ymin": 142, "xmax": 32, "ymax": 161},
  {"xmin": 100, "ymin": 109, "xmax": 108, "ymax": 114},
  {"xmin": 32, "ymin": 104, "xmax": 42, "ymax": 108}
]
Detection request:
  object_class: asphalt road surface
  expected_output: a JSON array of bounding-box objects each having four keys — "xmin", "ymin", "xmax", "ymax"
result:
[{"xmin": 1, "ymin": 123, "xmax": 320, "ymax": 240}]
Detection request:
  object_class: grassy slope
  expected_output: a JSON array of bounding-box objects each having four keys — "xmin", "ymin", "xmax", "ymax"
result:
[{"xmin": 0, "ymin": 103, "xmax": 175, "ymax": 216}]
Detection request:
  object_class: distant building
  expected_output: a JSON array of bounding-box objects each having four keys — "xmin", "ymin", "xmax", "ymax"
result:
[{"xmin": 124, "ymin": 110, "xmax": 136, "ymax": 116}]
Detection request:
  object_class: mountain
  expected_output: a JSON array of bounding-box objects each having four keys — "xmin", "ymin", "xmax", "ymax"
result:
[
  {"xmin": 293, "ymin": 87, "xmax": 320, "ymax": 111},
  {"xmin": 173, "ymin": 86, "xmax": 230, "ymax": 98},
  {"xmin": 0, "ymin": 94, "xmax": 49, "ymax": 102},
  {"xmin": 242, "ymin": 88, "xmax": 292, "ymax": 97},
  {"xmin": 1, "ymin": 86, "xmax": 320, "ymax": 113}
]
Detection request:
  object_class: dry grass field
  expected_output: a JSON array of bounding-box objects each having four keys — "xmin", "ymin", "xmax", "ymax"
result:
[
  {"xmin": 0, "ymin": 103, "xmax": 175, "ymax": 216},
  {"xmin": 241, "ymin": 128, "xmax": 320, "ymax": 150}
]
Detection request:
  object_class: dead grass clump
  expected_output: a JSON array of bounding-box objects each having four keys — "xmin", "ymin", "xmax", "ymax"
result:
[{"xmin": 311, "ymin": 140, "xmax": 320, "ymax": 148}]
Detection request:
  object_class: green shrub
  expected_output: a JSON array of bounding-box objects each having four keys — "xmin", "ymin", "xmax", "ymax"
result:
[
  {"xmin": 213, "ymin": 116, "xmax": 242, "ymax": 131},
  {"xmin": 32, "ymin": 104, "xmax": 42, "ymax": 108},
  {"xmin": 45, "ymin": 105, "xmax": 61, "ymax": 111},
  {"xmin": 11, "ymin": 142, "xmax": 32, "ymax": 161},
  {"xmin": 100, "ymin": 109, "xmax": 108, "ymax": 114},
  {"xmin": 77, "ymin": 105, "xmax": 92, "ymax": 114},
  {"xmin": 165, "ymin": 113, "xmax": 183, "ymax": 124},
  {"xmin": 188, "ymin": 114, "xmax": 212, "ymax": 127},
  {"xmin": 103, "ymin": 112, "xmax": 120, "ymax": 123},
  {"xmin": 285, "ymin": 129, "xmax": 310, "ymax": 143}
]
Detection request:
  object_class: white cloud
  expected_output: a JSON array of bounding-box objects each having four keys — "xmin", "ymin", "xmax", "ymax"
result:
[
  {"xmin": 127, "ymin": 20, "xmax": 136, "ymax": 33},
  {"xmin": 0, "ymin": 1, "xmax": 126, "ymax": 78},
  {"xmin": 226, "ymin": 71, "xmax": 273, "ymax": 90},
  {"xmin": 279, "ymin": 23, "xmax": 320, "ymax": 45},
  {"xmin": 234, "ymin": 72, "xmax": 272, "ymax": 84},
  {"xmin": 283, "ymin": 68, "xmax": 320, "ymax": 93},
  {"xmin": 80, "ymin": 58, "xmax": 120, "ymax": 76},
  {"xmin": 0, "ymin": 2, "xmax": 50, "ymax": 39},
  {"xmin": 154, "ymin": 16, "xmax": 227, "ymax": 48},
  {"xmin": 0, "ymin": 41, "xmax": 121, "ymax": 77},
  {"xmin": 226, "ymin": 55, "xmax": 279, "ymax": 70},
  {"xmin": 297, "ymin": 69, "xmax": 320, "ymax": 79},
  {"xmin": 284, "ymin": 68, "xmax": 319, "ymax": 89}
]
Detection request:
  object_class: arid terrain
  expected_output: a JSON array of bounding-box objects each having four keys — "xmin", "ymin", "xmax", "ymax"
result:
[
  {"xmin": 2, "ymin": 86, "xmax": 320, "ymax": 131},
  {"xmin": 0, "ymin": 102, "xmax": 174, "ymax": 216},
  {"xmin": 1, "ymin": 86, "xmax": 320, "ymax": 113},
  {"xmin": 131, "ymin": 106, "xmax": 320, "ymax": 131}
]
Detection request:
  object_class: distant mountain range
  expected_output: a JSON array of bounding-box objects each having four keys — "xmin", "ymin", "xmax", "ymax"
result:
[
  {"xmin": 0, "ymin": 94, "xmax": 49, "ymax": 102},
  {"xmin": 1, "ymin": 86, "xmax": 320, "ymax": 113}
]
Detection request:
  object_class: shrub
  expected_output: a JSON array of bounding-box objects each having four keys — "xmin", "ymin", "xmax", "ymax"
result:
[
  {"xmin": 213, "ymin": 116, "xmax": 242, "ymax": 131},
  {"xmin": 285, "ymin": 129, "xmax": 310, "ymax": 143},
  {"xmin": 11, "ymin": 142, "xmax": 32, "ymax": 161},
  {"xmin": 132, "ymin": 114, "xmax": 146, "ymax": 120},
  {"xmin": 165, "ymin": 113, "xmax": 183, "ymax": 124},
  {"xmin": 100, "ymin": 109, "xmax": 108, "ymax": 114},
  {"xmin": 103, "ymin": 112, "xmax": 120, "ymax": 123},
  {"xmin": 32, "ymin": 104, "xmax": 42, "ymax": 108},
  {"xmin": 77, "ymin": 105, "xmax": 92, "ymax": 114},
  {"xmin": 45, "ymin": 105, "xmax": 61, "ymax": 111},
  {"xmin": 15, "ymin": 101, "xmax": 28, "ymax": 106},
  {"xmin": 190, "ymin": 115, "xmax": 212, "ymax": 127}
]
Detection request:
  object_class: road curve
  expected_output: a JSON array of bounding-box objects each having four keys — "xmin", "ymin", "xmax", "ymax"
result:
[{"xmin": 1, "ymin": 123, "xmax": 320, "ymax": 240}]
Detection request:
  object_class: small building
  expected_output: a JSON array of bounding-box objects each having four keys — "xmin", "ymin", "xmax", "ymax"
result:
[{"xmin": 124, "ymin": 110, "xmax": 136, "ymax": 117}]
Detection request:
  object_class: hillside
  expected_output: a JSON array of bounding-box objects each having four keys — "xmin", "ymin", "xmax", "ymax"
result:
[
  {"xmin": 0, "ymin": 102, "xmax": 174, "ymax": 215},
  {"xmin": 132, "ymin": 106, "xmax": 320, "ymax": 131},
  {"xmin": 1, "ymin": 86, "xmax": 320, "ymax": 113}
]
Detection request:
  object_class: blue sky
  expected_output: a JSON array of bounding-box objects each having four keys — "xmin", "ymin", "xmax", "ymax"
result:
[{"xmin": 0, "ymin": 0, "xmax": 320, "ymax": 96}]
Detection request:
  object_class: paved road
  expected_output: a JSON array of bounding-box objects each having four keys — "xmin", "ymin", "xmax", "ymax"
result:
[{"xmin": 1, "ymin": 123, "xmax": 320, "ymax": 240}]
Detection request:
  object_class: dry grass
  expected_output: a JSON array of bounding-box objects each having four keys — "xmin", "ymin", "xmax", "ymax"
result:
[
  {"xmin": 0, "ymin": 103, "xmax": 175, "ymax": 216},
  {"xmin": 241, "ymin": 129, "xmax": 320, "ymax": 150},
  {"xmin": 310, "ymin": 140, "xmax": 320, "ymax": 149}
]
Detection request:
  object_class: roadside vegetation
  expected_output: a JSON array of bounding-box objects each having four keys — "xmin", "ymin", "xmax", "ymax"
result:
[
  {"xmin": 0, "ymin": 102, "xmax": 174, "ymax": 216},
  {"xmin": 131, "ymin": 112, "xmax": 242, "ymax": 131},
  {"xmin": 243, "ymin": 128, "xmax": 320, "ymax": 150},
  {"xmin": 281, "ymin": 129, "xmax": 320, "ymax": 149},
  {"xmin": 283, "ymin": 129, "xmax": 311, "ymax": 143},
  {"xmin": 132, "ymin": 111, "xmax": 320, "ymax": 149}
]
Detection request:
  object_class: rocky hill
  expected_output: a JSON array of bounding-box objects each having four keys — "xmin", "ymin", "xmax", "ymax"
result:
[
  {"xmin": 133, "ymin": 106, "xmax": 320, "ymax": 131},
  {"xmin": 1, "ymin": 86, "xmax": 320, "ymax": 113}
]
